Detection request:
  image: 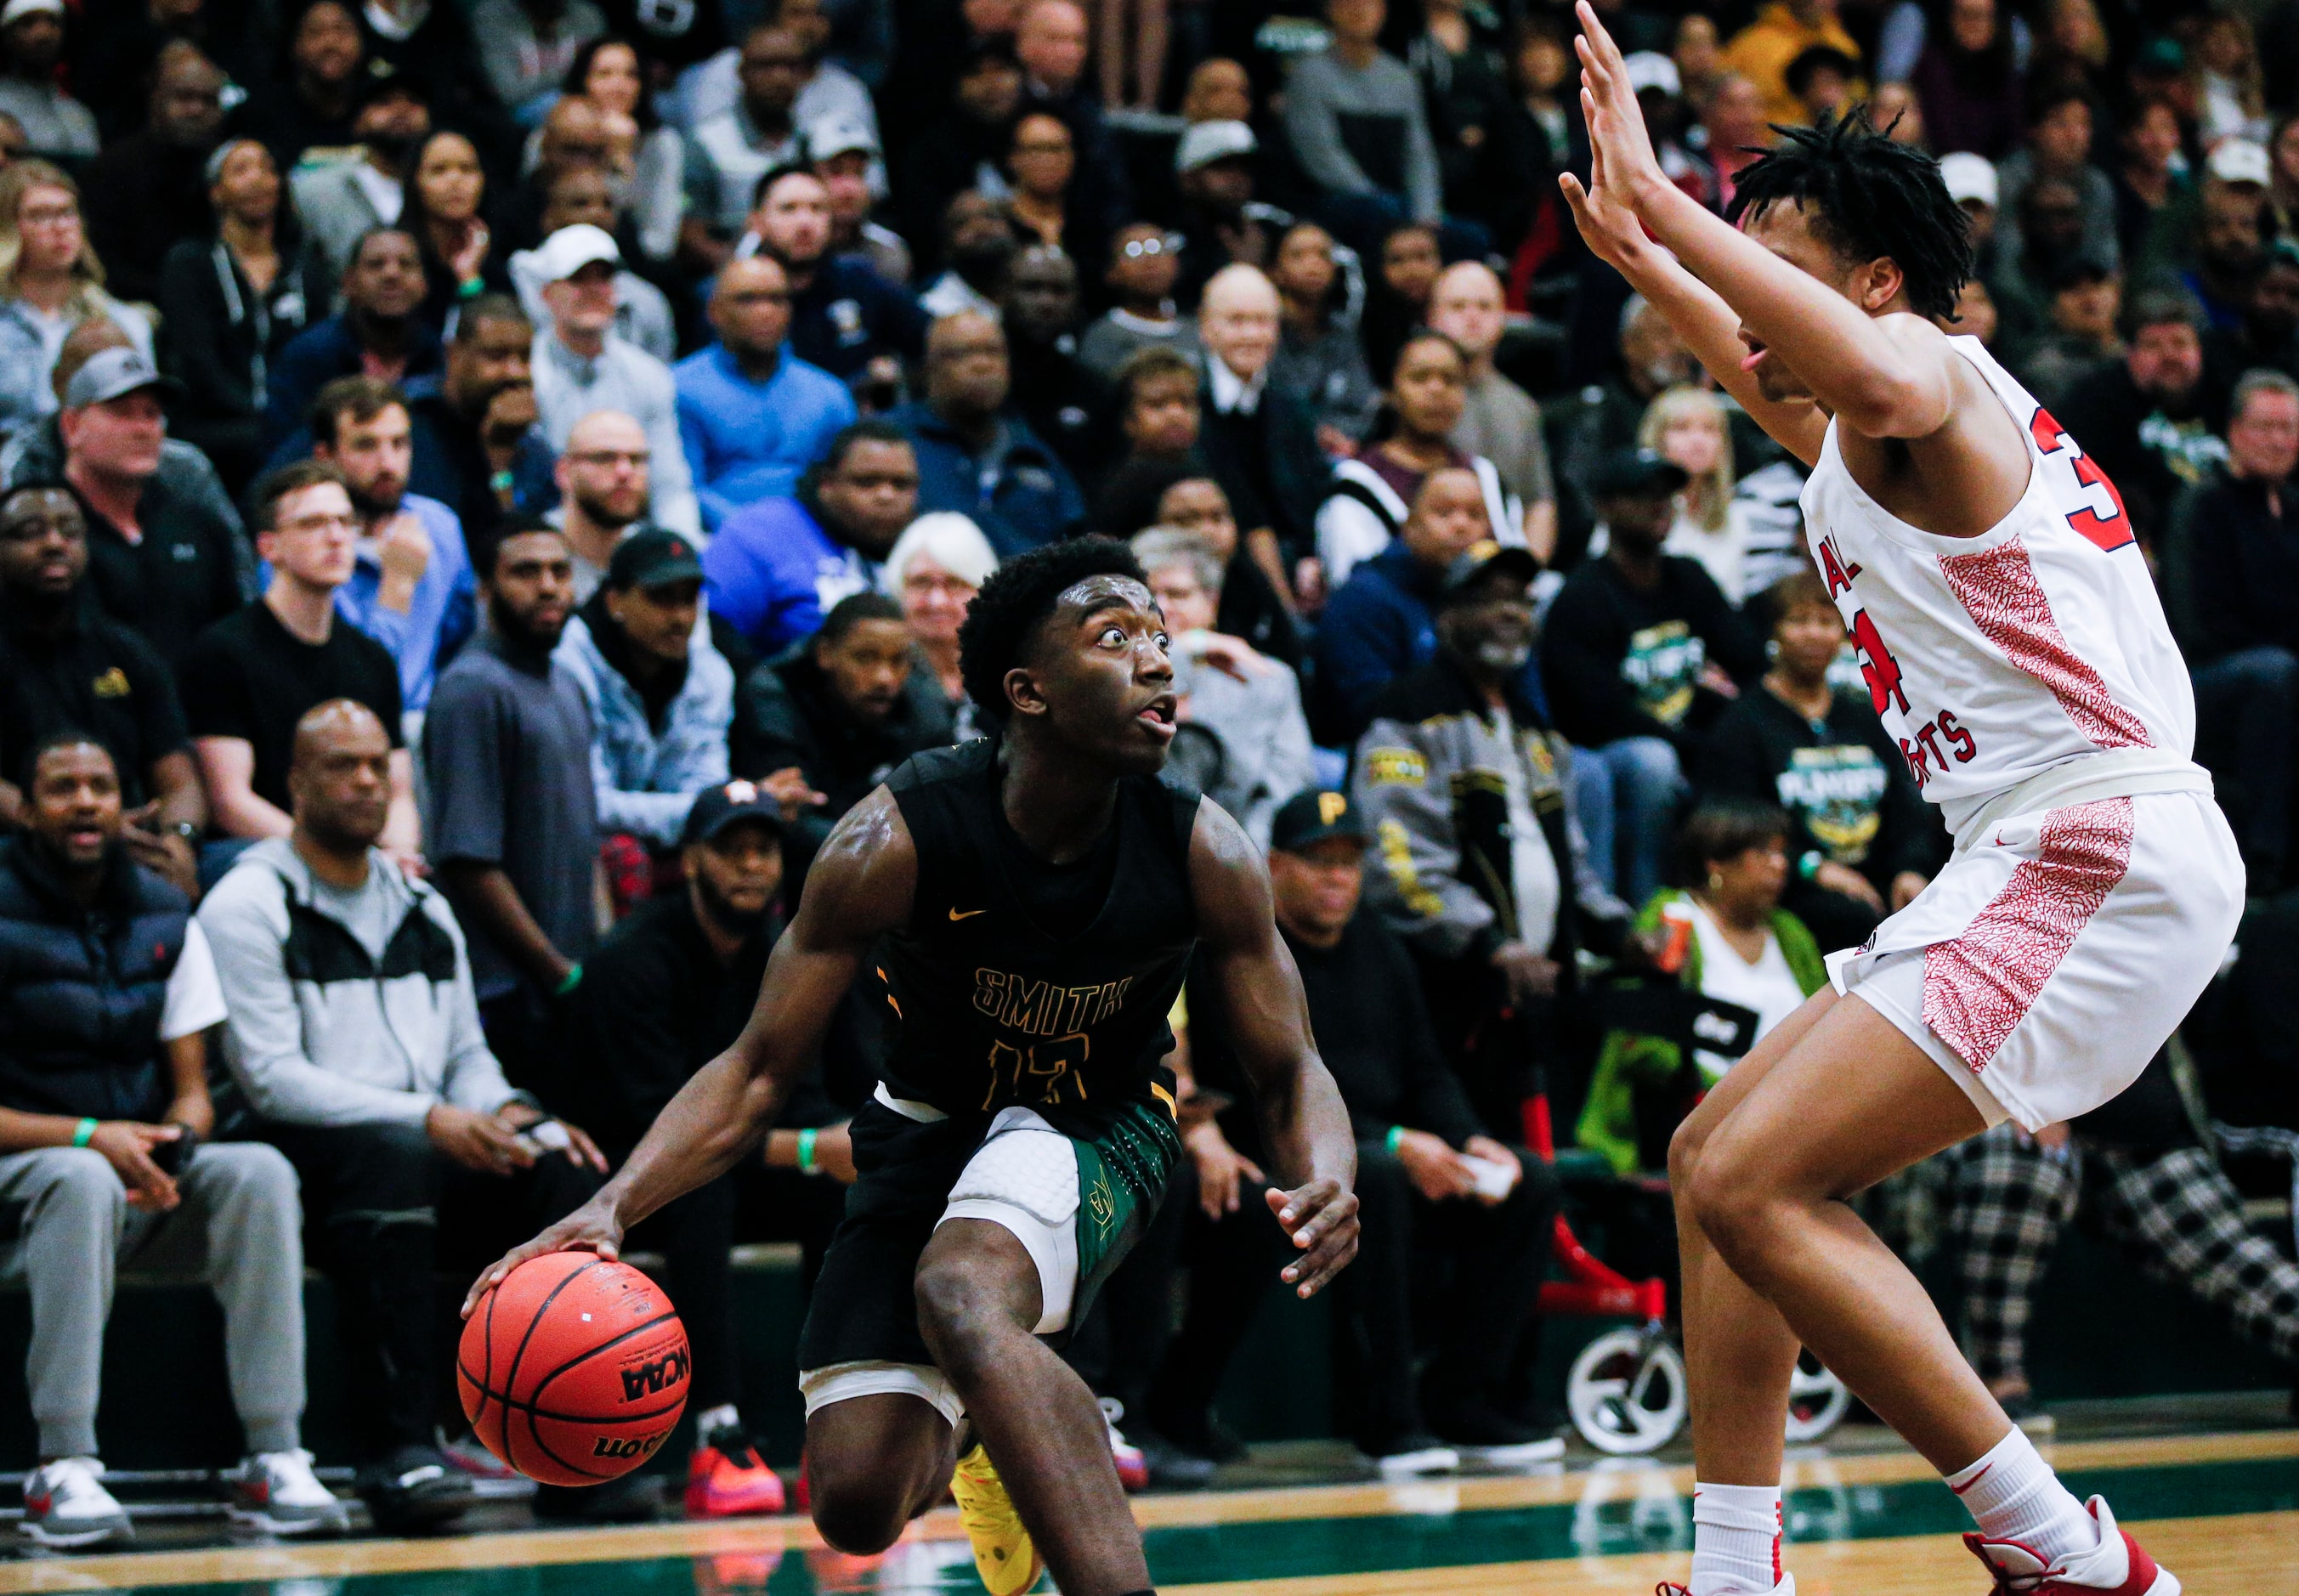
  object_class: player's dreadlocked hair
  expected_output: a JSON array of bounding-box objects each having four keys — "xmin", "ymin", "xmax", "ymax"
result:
[
  {"xmin": 959, "ymin": 535, "xmax": 1150, "ymax": 726},
  {"xmin": 1724, "ymin": 107, "xmax": 1973, "ymax": 321}
]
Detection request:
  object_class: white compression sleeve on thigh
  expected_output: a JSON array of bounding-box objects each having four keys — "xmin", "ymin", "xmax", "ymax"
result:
[
  {"xmin": 1690, "ymin": 1482, "xmax": 1782, "ymax": 1596},
  {"xmin": 940, "ymin": 1108, "xmax": 1082, "ymax": 1334},
  {"xmin": 1946, "ymin": 1427, "xmax": 2099, "ymax": 1565}
]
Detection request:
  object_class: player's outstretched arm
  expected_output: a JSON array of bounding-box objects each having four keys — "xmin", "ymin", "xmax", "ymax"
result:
[
  {"xmin": 1187, "ymin": 800, "xmax": 1359, "ymax": 1299},
  {"xmin": 1567, "ymin": 0, "xmax": 1959, "ymax": 444},
  {"xmin": 1560, "ymin": 127, "xmax": 1826, "ymax": 466},
  {"xmin": 461, "ymin": 790, "xmax": 916, "ymax": 1314}
]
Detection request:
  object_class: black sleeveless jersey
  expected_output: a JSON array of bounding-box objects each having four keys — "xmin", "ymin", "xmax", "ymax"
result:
[{"xmin": 874, "ymin": 738, "xmax": 1201, "ymax": 1128}]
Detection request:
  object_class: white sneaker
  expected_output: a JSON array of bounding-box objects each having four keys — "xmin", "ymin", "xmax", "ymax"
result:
[
  {"xmin": 1368, "ymin": 1440, "xmax": 1461, "ymax": 1476},
  {"xmin": 227, "ymin": 1448, "xmax": 350, "ymax": 1537},
  {"xmin": 20, "ymin": 1457, "xmax": 132, "ymax": 1549}
]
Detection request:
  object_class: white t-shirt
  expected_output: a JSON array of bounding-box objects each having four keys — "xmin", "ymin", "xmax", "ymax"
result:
[
  {"xmin": 1493, "ymin": 706, "xmax": 1561, "ymax": 955},
  {"xmin": 159, "ymin": 921, "xmax": 228, "ymax": 1043},
  {"xmin": 1685, "ymin": 899, "xmax": 1804, "ymax": 1078}
]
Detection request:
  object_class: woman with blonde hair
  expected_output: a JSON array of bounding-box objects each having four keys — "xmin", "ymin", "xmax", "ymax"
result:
[
  {"xmin": 0, "ymin": 160, "xmax": 153, "ymax": 438},
  {"xmin": 1637, "ymin": 384, "xmax": 1756, "ymax": 603}
]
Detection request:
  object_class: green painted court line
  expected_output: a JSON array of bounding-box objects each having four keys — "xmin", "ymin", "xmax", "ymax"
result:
[{"xmin": 105, "ymin": 1455, "xmax": 2299, "ymax": 1596}]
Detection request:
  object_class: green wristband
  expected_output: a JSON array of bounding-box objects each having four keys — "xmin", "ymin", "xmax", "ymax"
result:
[
  {"xmin": 71, "ymin": 1118, "xmax": 97, "ymax": 1148},
  {"xmin": 797, "ymin": 1126, "xmax": 818, "ymax": 1174},
  {"xmin": 556, "ymin": 964, "xmax": 583, "ymax": 996},
  {"xmin": 1798, "ymin": 850, "xmax": 1825, "ymax": 882},
  {"xmin": 457, "ymin": 274, "xmax": 487, "ymax": 298},
  {"xmin": 1385, "ymin": 1124, "xmax": 1404, "ymax": 1155}
]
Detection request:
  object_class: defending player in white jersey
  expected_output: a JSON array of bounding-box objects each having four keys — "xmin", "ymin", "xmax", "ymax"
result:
[{"xmin": 1556, "ymin": 8, "xmax": 2240, "ymax": 1595}]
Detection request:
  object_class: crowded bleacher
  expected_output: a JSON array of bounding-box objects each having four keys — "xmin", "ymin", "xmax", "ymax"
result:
[{"xmin": 0, "ymin": 0, "xmax": 2296, "ymax": 1548}]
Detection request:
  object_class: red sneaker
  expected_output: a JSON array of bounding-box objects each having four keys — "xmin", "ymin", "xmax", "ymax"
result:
[
  {"xmin": 1099, "ymin": 1398, "xmax": 1148, "ymax": 1493},
  {"xmin": 685, "ymin": 1435, "xmax": 789, "ymax": 1519},
  {"xmin": 1965, "ymin": 1497, "xmax": 2180, "ymax": 1594}
]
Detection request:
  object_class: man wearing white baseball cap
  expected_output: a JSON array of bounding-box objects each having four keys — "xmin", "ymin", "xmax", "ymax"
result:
[
  {"xmin": 810, "ymin": 116, "xmax": 909, "ymax": 285},
  {"xmin": 525, "ymin": 224, "xmax": 700, "ymax": 536},
  {"xmin": 0, "ymin": 0, "xmax": 93, "ymax": 160},
  {"xmin": 2206, "ymin": 139, "xmax": 2273, "ymax": 192}
]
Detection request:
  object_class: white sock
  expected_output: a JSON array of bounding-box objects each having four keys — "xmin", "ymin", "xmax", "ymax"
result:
[
  {"xmin": 1690, "ymin": 1481, "xmax": 1782, "ymax": 1596},
  {"xmin": 694, "ymin": 1404, "xmax": 742, "ymax": 1440},
  {"xmin": 1945, "ymin": 1428, "xmax": 2098, "ymax": 1565}
]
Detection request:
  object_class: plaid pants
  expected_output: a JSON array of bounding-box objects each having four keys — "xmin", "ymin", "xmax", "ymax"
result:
[{"xmin": 1922, "ymin": 1126, "xmax": 2299, "ymax": 1387}]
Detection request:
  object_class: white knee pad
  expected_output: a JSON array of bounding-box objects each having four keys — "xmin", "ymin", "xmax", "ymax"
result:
[
  {"xmin": 937, "ymin": 1107, "xmax": 1082, "ymax": 1335},
  {"xmin": 798, "ymin": 1360, "xmax": 966, "ymax": 1426}
]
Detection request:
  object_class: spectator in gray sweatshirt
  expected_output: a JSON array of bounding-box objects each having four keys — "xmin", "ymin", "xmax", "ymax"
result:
[
  {"xmin": 198, "ymin": 698, "xmax": 617, "ymax": 1531},
  {"xmin": 1284, "ymin": 0, "xmax": 1464, "ymax": 258}
]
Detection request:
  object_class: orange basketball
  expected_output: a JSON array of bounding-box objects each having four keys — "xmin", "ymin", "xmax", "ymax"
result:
[{"xmin": 458, "ymin": 1252, "xmax": 690, "ymax": 1486}]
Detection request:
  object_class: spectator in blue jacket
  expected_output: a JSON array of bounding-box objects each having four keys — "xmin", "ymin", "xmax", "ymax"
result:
[
  {"xmin": 310, "ymin": 377, "xmax": 475, "ymax": 721},
  {"xmin": 263, "ymin": 229, "xmax": 441, "ymax": 450},
  {"xmin": 675, "ymin": 254, "xmax": 856, "ymax": 531},
  {"xmin": 702, "ymin": 419, "xmax": 919, "ymax": 656},
  {"xmin": 554, "ymin": 527, "xmax": 735, "ymax": 850},
  {"xmin": 1311, "ymin": 465, "xmax": 1496, "ymax": 746},
  {"xmin": 886, "ymin": 311, "xmax": 1084, "ymax": 557}
]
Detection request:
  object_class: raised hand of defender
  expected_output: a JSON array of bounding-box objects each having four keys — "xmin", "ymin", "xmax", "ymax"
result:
[
  {"xmin": 1560, "ymin": 1, "xmax": 1668, "ymax": 239},
  {"xmin": 461, "ymin": 1196, "xmax": 626, "ymax": 1316},
  {"xmin": 1267, "ymin": 1177, "xmax": 1358, "ymax": 1299}
]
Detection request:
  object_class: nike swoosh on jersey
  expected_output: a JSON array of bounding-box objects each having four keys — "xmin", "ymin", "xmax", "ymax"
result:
[{"xmin": 948, "ymin": 907, "xmax": 988, "ymax": 920}]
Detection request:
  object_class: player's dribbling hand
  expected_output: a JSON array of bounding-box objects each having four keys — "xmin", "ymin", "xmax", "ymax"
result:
[
  {"xmin": 460, "ymin": 1197, "xmax": 626, "ymax": 1317},
  {"xmin": 1267, "ymin": 1179, "xmax": 1358, "ymax": 1299}
]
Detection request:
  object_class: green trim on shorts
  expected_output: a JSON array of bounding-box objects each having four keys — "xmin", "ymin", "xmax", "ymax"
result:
[{"xmin": 1064, "ymin": 1095, "xmax": 1182, "ymax": 1322}]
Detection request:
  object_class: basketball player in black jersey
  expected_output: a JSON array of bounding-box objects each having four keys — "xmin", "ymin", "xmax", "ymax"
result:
[{"xmin": 467, "ymin": 537, "xmax": 1360, "ymax": 1596}]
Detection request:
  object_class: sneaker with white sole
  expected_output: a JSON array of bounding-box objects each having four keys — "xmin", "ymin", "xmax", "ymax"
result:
[
  {"xmin": 1658, "ymin": 1576, "xmax": 1796, "ymax": 1596},
  {"xmin": 1362, "ymin": 1434, "xmax": 1460, "ymax": 1476},
  {"xmin": 227, "ymin": 1449, "xmax": 350, "ymax": 1537},
  {"xmin": 20, "ymin": 1457, "xmax": 132, "ymax": 1549},
  {"xmin": 1097, "ymin": 1398, "xmax": 1149, "ymax": 1493},
  {"xmin": 1965, "ymin": 1497, "xmax": 2180, "ymax": 1595}
]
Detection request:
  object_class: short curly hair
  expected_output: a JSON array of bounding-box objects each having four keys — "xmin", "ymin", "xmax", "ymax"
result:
[
  {"xmin": 1725, "ymin": 107, "xmax": 1973, "ymax": 321},
  {"xmin": 958, "ymin": 535, "xmax": 1149, "ymax": 726}
]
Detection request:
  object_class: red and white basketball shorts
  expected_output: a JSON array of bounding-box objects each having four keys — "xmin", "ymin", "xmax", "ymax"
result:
[{"xmin": 1825, "ymin": 791, "xmax": 2242, "ymax": 1133}]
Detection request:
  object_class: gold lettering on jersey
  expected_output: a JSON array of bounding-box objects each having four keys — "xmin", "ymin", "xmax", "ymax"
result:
[{"xmin": 971, "ymin": 969, "xmax": 1135, "ymax": 1037}]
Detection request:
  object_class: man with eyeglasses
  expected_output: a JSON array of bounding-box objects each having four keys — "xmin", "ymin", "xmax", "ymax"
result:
[
  {"xmin": 676, "ymin": 255, "xmax": 857, "ymax": 530},
  {"xmin": 552, "ymin": 410, "xmax": 654, "ymax": 603},
  {"xmin": 182, "ymin": 461, "xmax": 422, "ymax": 869},
  {"xmin": 1079, "ymin": 224, "xmax": 1200, "ymax": 386}
]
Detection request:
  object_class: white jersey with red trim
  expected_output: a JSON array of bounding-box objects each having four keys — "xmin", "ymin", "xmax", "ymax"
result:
[{"xmin": 1798, "ymin": 336, "xmax": 2200, "ymax": 844}]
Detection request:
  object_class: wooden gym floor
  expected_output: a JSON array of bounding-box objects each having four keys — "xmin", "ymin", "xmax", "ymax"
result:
[{"xmin": 0, "ymin": 1407, "xmax": 2292, "ymax": 1596}]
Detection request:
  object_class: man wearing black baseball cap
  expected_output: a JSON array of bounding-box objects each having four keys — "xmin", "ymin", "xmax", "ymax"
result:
[
  {"xmin": 552, "ymin": 777, "xmax": 849, "ymax": 1518},
  {"xmin": 1541, "ymin": 444, "xmax": 1764, "ymax": 906},
  {"xmin": 557, "ymin": 526, "xmax": 743, "ymax": 861},
  {"xmin": 1151, "ymin": 784, "xmax": 1564, "ymax": 1475},
  {"xmin": 1356, "ymin": 538, "xmax": 1629, "ymax": 1076}
]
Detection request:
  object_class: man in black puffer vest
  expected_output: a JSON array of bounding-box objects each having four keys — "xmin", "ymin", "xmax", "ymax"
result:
[{"xmin": 0, "ymin": 734, "xmax": 337, "ymax": 1550}]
